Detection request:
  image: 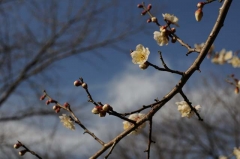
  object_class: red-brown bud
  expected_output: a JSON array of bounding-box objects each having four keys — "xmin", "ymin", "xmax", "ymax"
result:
[
  {"xmin": 40, "ymin": 94, "xmax": 46, "ymax": 100},
  {"xmin": 64, "ymin": 102, "xmax": 70, "ymax": 109},
  {"xmin": 74, "ymin": 80, "xmax": 82, "ymax": 86},
  {"xmin": 235, "ymin": 87, "xmax": 239, "ymax": 94},
  {"xmin": 147, "ymin": 4, "xmax": 152, "ymax": 10},
  {"xmin": 19, "ymin": 150, "xmax": 28, "ymax": 156},
  {"xmin": 13, "ymin": 143, "xmax": 22, "ymax": 149},
  {"xmin": 147, "ymin": 18, "xmax": 152, "ymax": 23},
  {"xmin": 137, "ymin": 4, "xmax": 143, "ymax": 8},
  {"xmin": 141, "ymin": 10, "xmax": 147, "ymax": 15},
  {"xmin": 171, "ymin": 28, "xmax": 176, "ymax": 33}
]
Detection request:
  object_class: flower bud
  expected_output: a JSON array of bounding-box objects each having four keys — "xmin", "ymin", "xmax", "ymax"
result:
[
  {"xmin": 195, "ymin": 8, "xmax": 203, "ymax": 22},
  {"xmin": 92, "ymin": 107, "xmax": 99, "ymax": 114},
  {"xmin": 137, "ymin": 4, "xmax": 143, "ymax": 8},
  {"xmin": 64, "ymin": 102, "xmax": 70, "ymax": 109},
  {"xmin": 235, "ymin": 87, "xmax": 239, "ymax": 94},
  {"xmin": 81, "ymin": 82, "xmax": 88, "ymax": 89},
  {"xmin": 139, "ymin": 62, "xmax": 149, "ymax": 70},
  {"xmin": 141, "ymin": 10, "xmax": 147, "ymax": 16},
  {"xmin": 147, "ymin": 4, "xmax": 152, "ymax": 10},
  {"xmin": 52, "ymin": 105, "xmax": 59, "ymax": 110},
  {"xmin": 151, "ymin": 17, "xmax": 157, "ymax": 22},
  {"xmin": 197, "ymin": 2, "xmax": 204, "ymax": 8},
  {"xmin": 40, "ymin": 94, "xmax": 46, "ymax": 100},
  {"xmin": 13, "ymin": 143, "xmax": 22, "ymax": 149},
  {"xmin": 99, "ymin": 111, "xmax": 106, "ymax": 117},
  {"xmin": 147, "ymin": 18, "xmax": 151, "ymax": 23},
  {"xmin": 74, "ymin": 80, "xmax": 82, "ymax": 86},
  {"xmin": 171, "ymin": 36, "xmax": 177, "ymax": 43},
  {"xmin": 19, "ymin": 150, "xmax": 28, "ymax": 156},
  {"xmin": 102, "ymin": 104, "xmax": 112, "ymax": 112},
  {"xmin": 171, "ymin": 28, "xmax": 176, "ymax": 33}
]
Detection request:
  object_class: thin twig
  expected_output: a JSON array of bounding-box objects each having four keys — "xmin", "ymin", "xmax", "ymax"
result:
[
  {"xmin": 147, "ymin": 61, "xmax": 183, "ymax": 75},
  {"xmin": 17, "ymin": 141, "xmax": 42, "ymax": 159},
  {"xmin": 104, "ymin": 141, "xmax": 117, "ymax": 159},
  {"xmin": 144, "ymin": 117, "xmax": 155, "ymax": 159},
  {"xmin": 43, "ymin": 90, "xmax": 105, "ymax": 146}
]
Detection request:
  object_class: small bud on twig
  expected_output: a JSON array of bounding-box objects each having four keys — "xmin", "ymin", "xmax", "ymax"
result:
[
  {"xmin": 137, "ymin": 4, "xmax": 143, "ymax": 8},
  {"xmin": 147, "ymin": 4, "xmax": 152, "ymax": 10},
  {"xmin": 13, "ymin": 143, "xmax": 22, "ymax": 149},
  {"xmin": 195, "ymin": 8, "xmax": 203, "ymax": 22},
  {"xmin": 74, "ymin": 80, "xmax": 82, "ymax": 86},
  {"xmin": 82, "ymin": 82, "xmax": 88, "ymax": 89},
  {"xmin": 40, "ymin": 94, "xmax": 46, "ymax": 100},
  {"xmin": 19, "ymin": 150, "xmax": 28, "ymax": 156}
]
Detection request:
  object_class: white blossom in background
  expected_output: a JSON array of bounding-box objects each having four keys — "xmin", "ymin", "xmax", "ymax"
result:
[
  {"xmin": 131, "ymin": 44, "xmax": 150, "ymax": 65},
  {"xmin": 211, "ymin": 49, "xmax": 233, "ymax": 65},
  {"xmin": 153, "ymin": 26, "xmax": 169, "ymax": 46},
  {"xmin": 233, "ymin": 147, "xmax": 240, "ymax": 159},
  {"xmin": 194, "ymin": 43, "xmax": 215, "ymax": 55},
  {"xmin": 162, "ymin": 13, "xmax": 179, "ymax": 27},
  {"xmin": 59, "ymin": 114, "xmax": 75, "ymax": 130},
  {"xmin": 176, "ymin": 101, "xmax": 201, "ymax": 118},
  {"xmin": 123, "ymin": 113, "xmax": 146, "ymax": 135},
  {"xmin": 228, "ymin": 56, "xmax": 240, "ymax": 68},
  {"xmin": 218, "ymin": 156, "xmax": 227, "ymax": 159}
]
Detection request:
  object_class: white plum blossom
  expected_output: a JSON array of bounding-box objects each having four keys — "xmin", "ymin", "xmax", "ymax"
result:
[
  {"xmin": 153, "ymin": 26, "xmax": 169, "ymax": 46},
  {"xmin": 233, "ymin": 147, "xmax": 240, "ymax": 159},
  {"xmin": 131, "ymin": 44, "xmax": 150, "ymax": 65},
  {"xmin": 211, "ymin": 49, "xmax": 233, "ymax": 65},
  {"xmin": 228, "ymin": 56, "xmax": 240, "ymax": 68},
  {"xmin": 194, "ymin": 43, "xmax": 215, "ymax": 55},
  {"xmin": 59, "ymin": 114, "xmax": 75, "ymax": 130},
  {"xmin": 176, "ymin": 101, "xmax": 201, "ymax": 118},
  {"xmin": 218, "ymin": 156, "xmax": 227, "ymax": 159},
  {"xmin": 123, "ymin": 113, "xmax": 146, "ymax": 135},
  {"xmin": 162, "ymin": 13, "xmax": 179, "ymax": 27}
]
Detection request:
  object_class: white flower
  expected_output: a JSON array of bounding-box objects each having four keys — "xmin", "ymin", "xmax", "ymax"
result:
[
  {"xmin": 131, "ymin": 44, "xmax": 150, "ymax": 64},
  {"xmin": 211, "ymin": 49, "xmax": 233, "ymax": 65},
  {"xmin": 153, "ymin": 27, "xmax": 169, "ymax": 46},
  {"xmin": 162, "ymin": 13, "xmax": 179, "ymax": 27},
  {"xmin": 228, "ymin": 56, "xmax": 240, "ymax": 68},
  {"xmin": 176, "ymin": 101, "xmax": 201, "ymax": 118},
  {"xmin": 218, "ymin": 156, "xmax": 227, "ymax": 159},
  {"xmin": 123, "ymin": 113, "xmax": 146, "ymax": 135},
  {"xmin": 59, "ymin": 114, "xmax": 75, "ymax": 130},
  {"xmin": 194, "ymin": 43, "xmax": 214, "ymax": 54},
  {"xmin": 233, "ymin": 147, "xmax": 240, "ymax": 159}
]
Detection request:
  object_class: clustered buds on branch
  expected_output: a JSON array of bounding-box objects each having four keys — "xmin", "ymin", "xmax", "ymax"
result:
[{"xmin": 13, "ymin": 141, "xmax": 42, "ymax": 159}]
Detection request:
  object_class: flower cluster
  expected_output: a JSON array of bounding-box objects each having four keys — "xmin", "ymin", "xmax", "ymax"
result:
[
  {"xmin": 59, "ymin": 114, "xmax": 75, "ymax": 130},
  {"xmin": 154, "ymin": 26, "xmax": 169, "ymax": 46},
  {"xmin": 91, "ymin": 104, "xmax": 112, "ymax": 117},
  {"xmin": 176, "ymin": 101, "xmax": 201, "ymax": 118},
  {"xmin": 123, "ymin": 113, "xmax": 146, "ymax": 135},
  {"xmin": 211, "ymin": 49, "xmax": 233, "ymax": 65}
]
